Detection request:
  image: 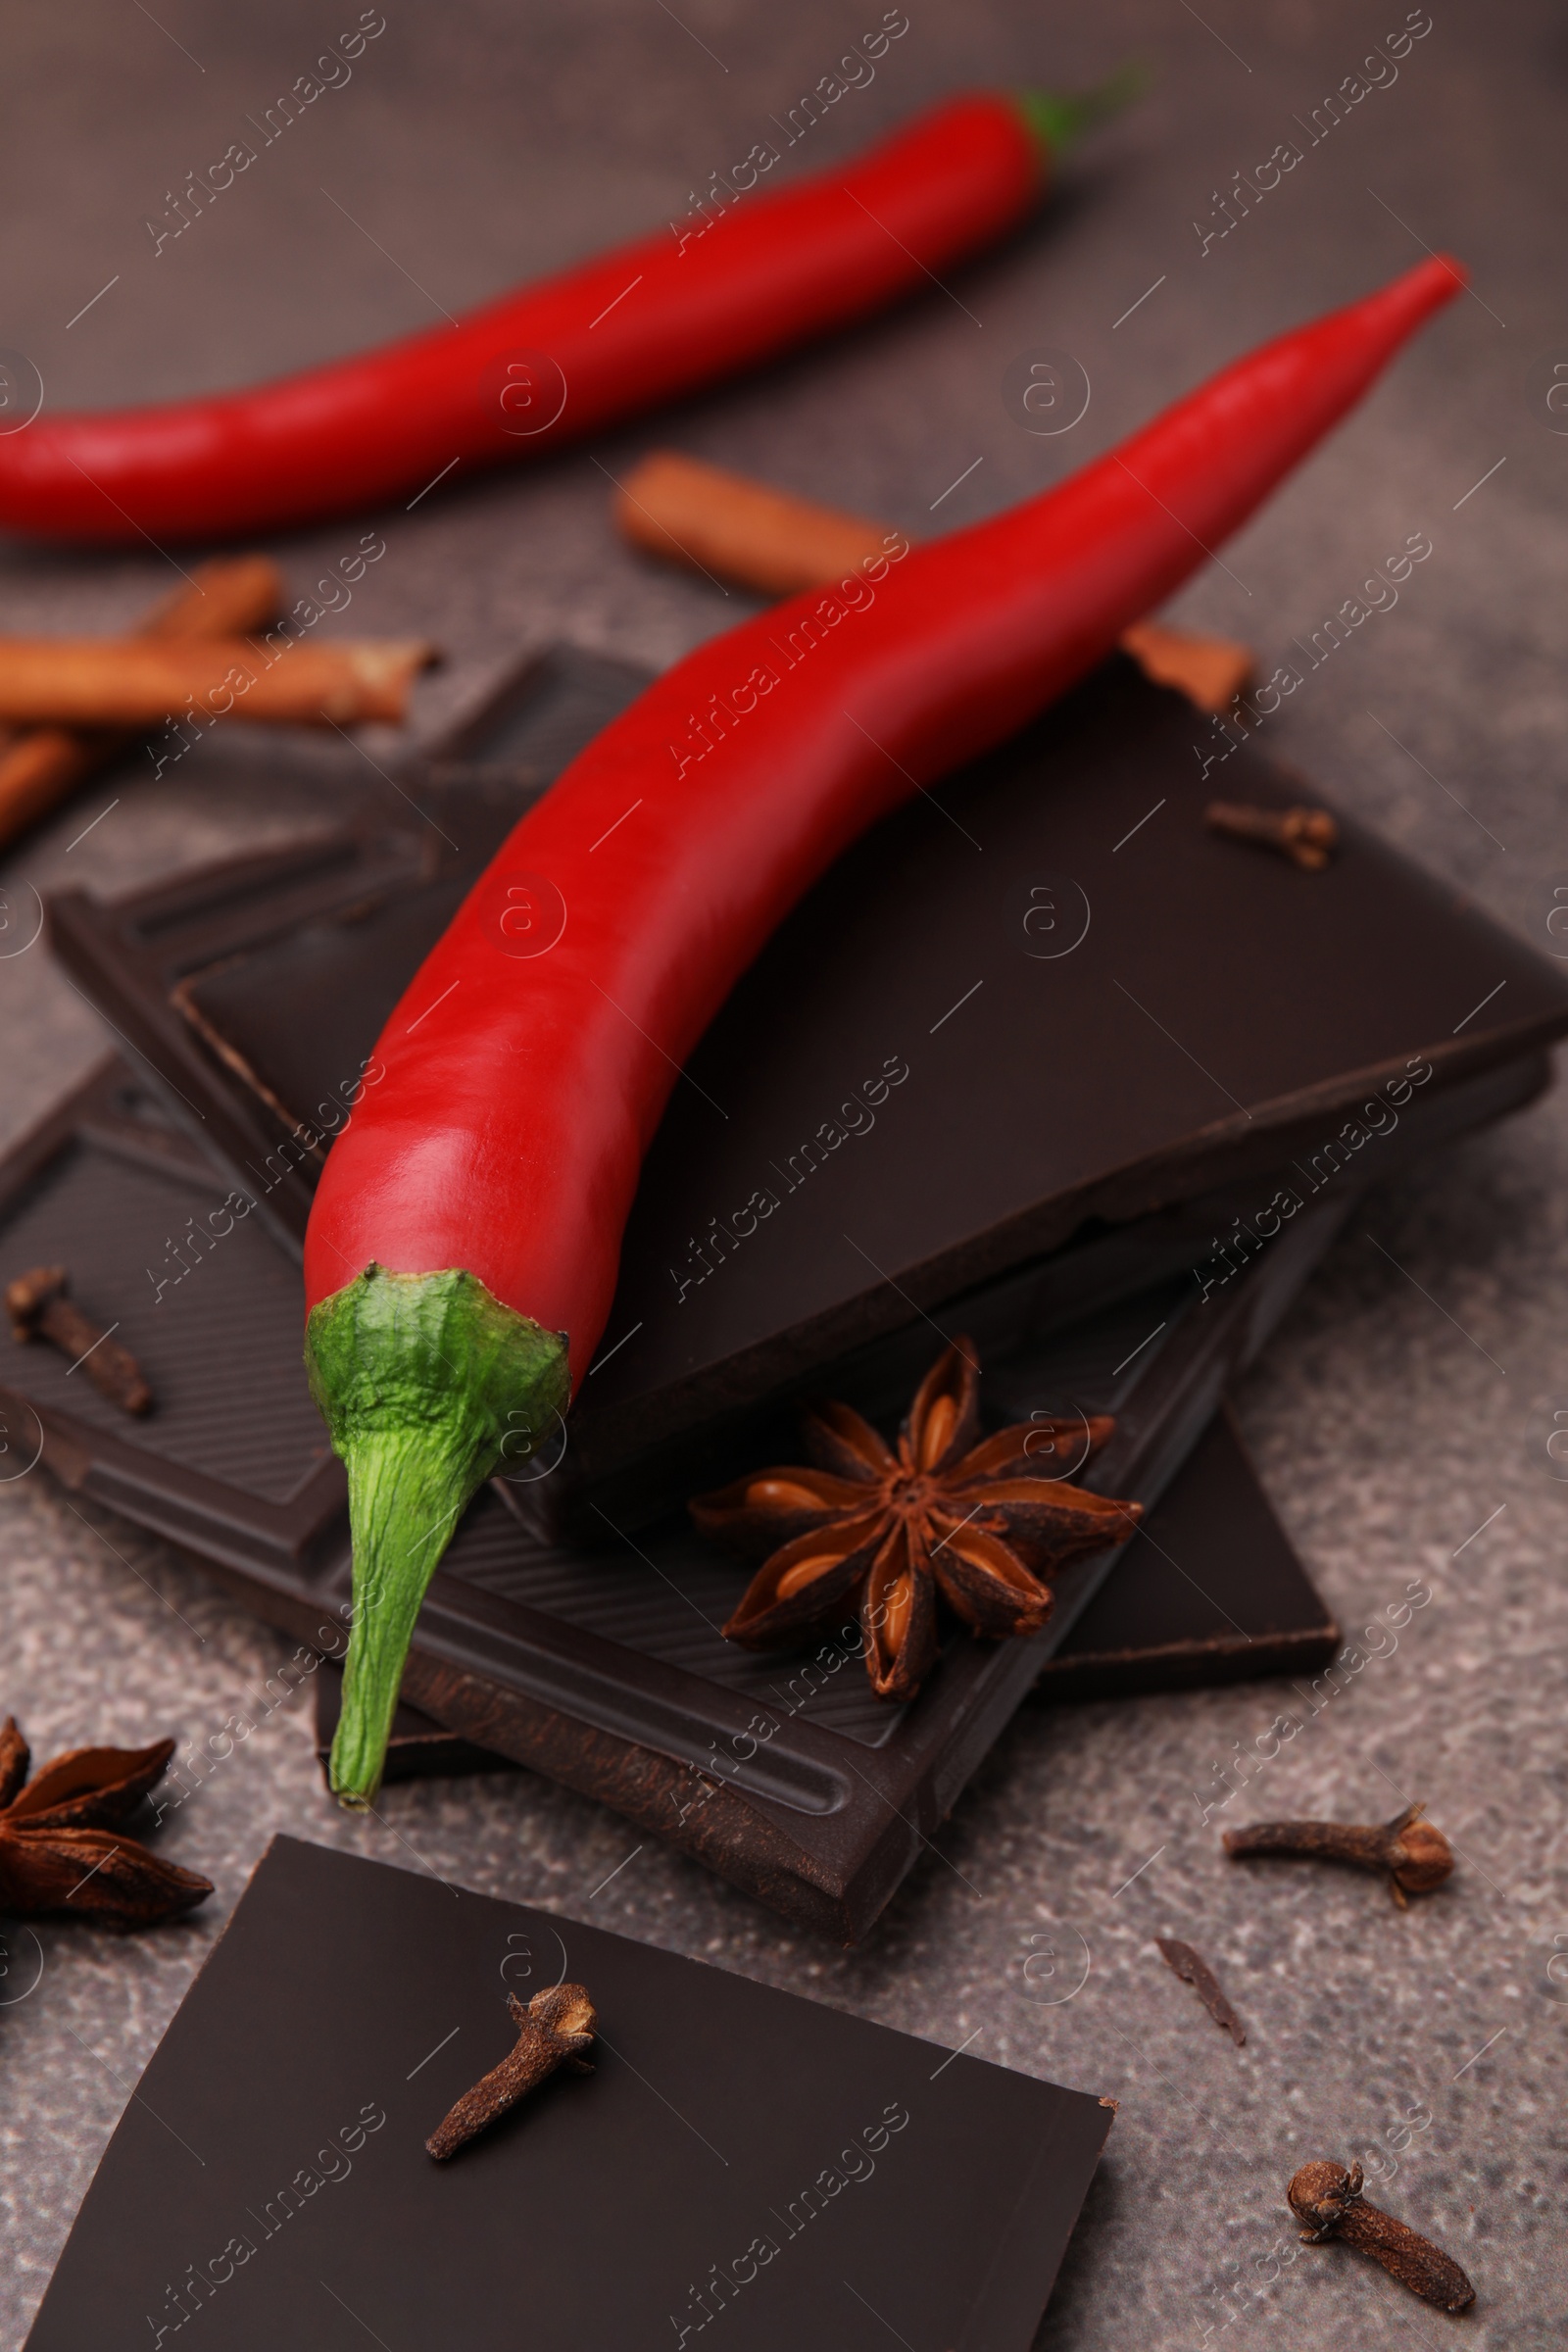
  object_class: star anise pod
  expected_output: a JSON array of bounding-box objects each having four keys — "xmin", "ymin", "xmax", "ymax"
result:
[
  {"xmin": 0, "ymin": 1717, "xmax": 213, "ymax": 1929},
  {"xmin": 693, "ymin": 1338, "xmax": 1143, "ymax": 1701}
]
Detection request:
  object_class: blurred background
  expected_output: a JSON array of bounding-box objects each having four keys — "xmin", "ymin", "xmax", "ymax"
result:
[{"xmin": 2, "ymin": 3, "xmax": 1556, "ymax": 1092}]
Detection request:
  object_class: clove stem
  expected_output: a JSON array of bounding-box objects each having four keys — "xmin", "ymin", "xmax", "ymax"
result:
[{"xmin": 1223, "ymin": 1802, "xmax": 1452, "ymax": 1906}]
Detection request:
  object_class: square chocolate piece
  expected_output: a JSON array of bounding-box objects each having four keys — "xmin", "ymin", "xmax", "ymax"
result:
[{"xmin": 25, "ymin": 1837, "xmax": 1113, "ymax": 2351}]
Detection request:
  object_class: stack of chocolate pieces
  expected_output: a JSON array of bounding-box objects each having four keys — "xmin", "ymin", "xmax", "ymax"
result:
[{"xmin": 4, "ymin": 643, "xmax": 1564, "ymax": 1936}]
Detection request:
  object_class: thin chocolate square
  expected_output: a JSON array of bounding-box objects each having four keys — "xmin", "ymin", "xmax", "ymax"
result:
[{"xmin": 25, "ymin": 1837, "xmax": 1113, "ymax": 2351}]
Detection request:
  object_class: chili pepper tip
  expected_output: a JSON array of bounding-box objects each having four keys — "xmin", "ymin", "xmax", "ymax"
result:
[{"xmin": 1370, "ymin": 253, "xmax": 1469, "ymax": 337}]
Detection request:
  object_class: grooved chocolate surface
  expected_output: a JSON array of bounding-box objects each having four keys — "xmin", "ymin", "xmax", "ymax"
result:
[{"xmin": 0, "ymin": 1131, "xmax": 327, "ymax": 1503}]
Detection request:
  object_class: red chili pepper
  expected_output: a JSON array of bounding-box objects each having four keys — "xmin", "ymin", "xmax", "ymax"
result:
[
  {"xmin": 2, "ymin": 81, "xmax": 1135, "ymax": 543},
  {"xmin": 304, "ymin": 256, "xmax": 1461, "ymax": 1803}
]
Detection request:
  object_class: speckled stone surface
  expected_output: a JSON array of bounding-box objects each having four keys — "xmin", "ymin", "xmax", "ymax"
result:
[{"xmin": 1, "ymin": 2, "xmax": 1565, "ymax": 2344}]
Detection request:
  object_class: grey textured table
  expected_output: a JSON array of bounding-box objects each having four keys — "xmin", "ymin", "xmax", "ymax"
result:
[{"xmin": 2, "ymin": 3, "xmax": 1565, "ymax": 2343}]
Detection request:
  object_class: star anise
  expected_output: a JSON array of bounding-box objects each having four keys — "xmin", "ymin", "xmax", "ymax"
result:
[
  {"xmin": 0, "ymin": 1717, "xmax": 213, "ymax": 1929},
  {"xmin": 692, "ymin": 1338, "xmax": 1143, "ymax": 1701}
]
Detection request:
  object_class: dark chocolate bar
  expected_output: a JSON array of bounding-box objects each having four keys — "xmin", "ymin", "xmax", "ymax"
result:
[
  {"xmin": 23, "ymin": 641, "xmax": 1566, "ymax": 1931},
  {"xmin": 0, "ymin": 1050, "xmax": 1404, "ymax": 1936},
  {"xmin": 315, "ymin": 1401, "xmax": 1342, "ymax": 1781},
  {"xmin": 46, "ymin": 647, "xmax": 1568, "ymax": 1521},
  {"xmin": 1035, "ymin": 1400, "xmax": 1339, "ymax": 1703}
]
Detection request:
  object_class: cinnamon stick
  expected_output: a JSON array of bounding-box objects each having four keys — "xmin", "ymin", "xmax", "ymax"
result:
[
  {"xmin": 1119, "ymin": 618, "xmax": 1253, "ymax": 715},
  {"xmin": 0, "ymin": 636, "xmax": 436, "ymax": 730},
  {"xmin": 615, "ymin": 449, "xmax": 890, "ymax": 596},
  {"xmin": 0, "ymin": 555, "xmax": 282, "ymax": 852},
  {"xmin": 614, "ymin": 449, "xmax": 1254, "ymax": 714}
]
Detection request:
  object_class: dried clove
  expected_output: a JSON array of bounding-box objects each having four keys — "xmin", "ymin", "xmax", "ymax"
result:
[
  {"xmin": 1223, "ymin": 1802, "xmax": 1453, "ymax": 1908},
  {"xmin": 7, "ymin": 1264, "xmax": 152, "ymax": 1414},
  {"xmin": 1155, "ymin": 1936, "xmax": 1245, "ymax": 2044},
  {"xmin": 426, "ymin": 1984, "xmax": 597, "ymax": 2159},
  {"xmin": 0, "ymin": 1716, "xmax": 212, "ymax": 1928},
  {"xmin": 1288, "ymin": 2160, "xmax": 1475, "ymax": 2313},
  {"xmin": 1205, "ymin": 799, "xmax": 1339, "ymax": 872}
]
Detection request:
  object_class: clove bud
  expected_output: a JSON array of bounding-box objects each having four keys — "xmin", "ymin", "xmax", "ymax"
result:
[
  {"xmin": 1288, "ymin": 2160, "xmax": 1475, "ymax": 2313},
  {"xmin": 426, "ymin": 1983, "xmax": 597, "ymax": 2160},
  {"xmin": 7, "ymin": 1264, "xmax": 152, "ymax": 1415},
  {"xmin": 1205, "ymin": 799, "xmax": 1339, "ymax": 871},
  {"xmin": 1223, "ymin": 1802, "xmax": 1452, "ymax": 1907}
]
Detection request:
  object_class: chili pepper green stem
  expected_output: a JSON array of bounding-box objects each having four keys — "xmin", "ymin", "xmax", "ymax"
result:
[
  {"xmin": 1013, "ymin": 64, "xmax": 1149, "ymax": 164},
  {"xmin": 305, "ymin": 1263, "xmax": 570, "ymax": 1808}
]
